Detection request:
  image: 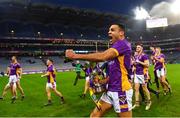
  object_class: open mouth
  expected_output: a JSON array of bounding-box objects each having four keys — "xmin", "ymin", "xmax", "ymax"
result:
[
  {"xmin": 108, "ymin": 35, "xmax": 113, "ymax": 44},
  {"xmin": 109, "ymin": 39, "xmax": 113, "ymax": 44}
]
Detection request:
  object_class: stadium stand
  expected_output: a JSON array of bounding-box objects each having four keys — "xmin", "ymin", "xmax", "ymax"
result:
[{"xmin": 0, "ymin": 0, "xmax": 179, "ymax": 74}]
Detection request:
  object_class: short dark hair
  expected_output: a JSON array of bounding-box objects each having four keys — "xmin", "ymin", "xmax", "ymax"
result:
[{"xmin": 112, "ymin": 23, "xmax": 125, "ymax": 31}]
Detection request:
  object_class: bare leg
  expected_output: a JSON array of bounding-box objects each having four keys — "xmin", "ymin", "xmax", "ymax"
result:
[
  {"xmin": 1, "ymin": 84, "xmax": 10, "ymax": 98},
  {"xmin": 117, "ymin": 111, "xmax": 132, "ymax": 117},
  {"xmin": 142, "ymin": 84, "xmax": 151, "ymax": 110},
  {"xmin": 44, "ymin": 86, "xmax": 52, "ymax": 106},
  {"xmin": 132, "ymin": 83, "xmax": 140, "ymax": 109},
  {"xmin": 90, "ymin": 100, "xmax": 112, "ymax": 117},
  {"xmin": 16, "ymin": 81, "xmax": 25, "ymax": 96},
  {"xmin": 11, "ymin": 82, "xmax": 17, "ymax": 103}
]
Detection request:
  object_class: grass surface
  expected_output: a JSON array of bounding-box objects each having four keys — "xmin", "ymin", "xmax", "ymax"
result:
[{"xmin": 0, "ymin": 64, "xmax": 179, "ymax": 117}]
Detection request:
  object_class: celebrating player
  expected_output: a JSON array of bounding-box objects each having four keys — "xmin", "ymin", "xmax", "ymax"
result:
[
  {"xmin": 41, "ymin": 59, "xmax": 65, "ymax": 106},
  {"xmin": 66, "ymin": 23, "xmax": 133, "ymax": 117},
  {"xmin": 153, "ymin": 47, "xmax": 172, "ymax": 95},
  {"xmin": 132, "ymin": 44, "xmax": 151, "ymax": 110}
]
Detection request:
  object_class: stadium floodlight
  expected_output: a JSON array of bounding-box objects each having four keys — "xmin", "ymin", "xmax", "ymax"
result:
[
  {"xmin": 171, "ymin": 0, "xmax": 180, "ymax": 14},
  {"xmin": 11, "ymin": 30, "xmax": 14, "ymax": 33},
  {"xmin": 134, "ymin": 6, "xmax": 150, "ymax": 20}
]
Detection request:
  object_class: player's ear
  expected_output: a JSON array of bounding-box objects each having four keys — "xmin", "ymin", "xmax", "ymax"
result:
[{"xmin": 119, "ymin": 30, "xmax": 124, "ymax": 36}]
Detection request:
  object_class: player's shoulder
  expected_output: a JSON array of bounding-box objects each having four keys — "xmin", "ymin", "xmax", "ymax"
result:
[
  {"xmin": 142, "ymin": 53, "xmax": 149, "ymax": 59},
  {"xmin": 142, "ymin": 53, "xmax": 148, "ymax": 57},
  {"xmin": 112, "ymin": 39, "xmax": 131, "ymax": 51},
  {"xmin": 17, "ymin": 62, "xmax": 21, "ymax": 65},
  {"xmin": 160, "ymin": 53, "xmax": 165, "ymax": 57},
  {"xmin": 116, "ymin": 39, "xmax": 130, "ymax": 46},
  {"xmin": 48, "ymin": 64, "xmax": 53, "ymax": 69}
]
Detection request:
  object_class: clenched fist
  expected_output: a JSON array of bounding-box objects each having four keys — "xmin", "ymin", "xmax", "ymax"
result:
[{"xmin": 65, "ymin": 49, "xmax": 76, "ymax": 59}]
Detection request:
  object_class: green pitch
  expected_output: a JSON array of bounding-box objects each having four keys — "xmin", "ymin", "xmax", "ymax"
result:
[{"xmin": 0, "ymin": 64, "xmax": 180, "ymax": 117}]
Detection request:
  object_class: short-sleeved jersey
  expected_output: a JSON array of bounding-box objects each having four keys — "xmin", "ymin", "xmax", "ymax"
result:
[
  {"xmin": 154, "ymin": 54, "xmax": 165, "ymax": 70},
  {"xmin": 47, "ymin": 64, "xmax": 56, "ymax": 83},
  {"xmin": 9, "ymin": 63, "xmax": 21, "ymax": 76},
  {"xmin": 134, "ymin": 54, "xmax": 149, "ymax": 75},
  {"xmin": 108, "ymin": 39, "xmax": 132, "ymax": 92}
]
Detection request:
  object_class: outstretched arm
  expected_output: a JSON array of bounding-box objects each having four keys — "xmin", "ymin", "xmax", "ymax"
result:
[
  {"xmin": 65, "ymin": 48, "xmax": 117, "ymax": 62},
  {"xmin": 41, "ymin": 72, "xmax": 50, "ymax": 77}
]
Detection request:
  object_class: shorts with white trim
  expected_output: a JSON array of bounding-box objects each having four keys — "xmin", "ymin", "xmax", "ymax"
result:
[
  {"xmin": 8, "ymin": 75, "xmax": 18, "ymax": 85},
  {"xmin": 100, "ymin": 89, "xmax": 133, "ymax": 113},
  {"xmin": 156, "ymin": 68, "xmax": 166, "ymax": 78},
  {"xmin": 134, "ymin": 74, "xmax": 146, "ymax": 84},
  {"xmin": 46, "ymin": 82, "xmax": 56, "ymax": 89}
]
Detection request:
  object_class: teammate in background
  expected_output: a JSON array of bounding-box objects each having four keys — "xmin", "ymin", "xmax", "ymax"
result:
[
  {"xmin": 153, "ymin": 47, "xmax": 172, "ymax": 95},
  {"xmin": 139, "ymin": 71, "xmax": 160, "ymax": 103},
  {"xmin": 132, "ymin": 44, "xmax": 151, "ymax": 110},
  {"xmin": 80, "ymin": 62, "xmax": 105, "ymax": 99},
  {"xmin": 79, "ymin": 61, "xmax": 92, "ymax": 98},
  {"xmin": 0, "ymin": 56, "xmax": 24, "ymax": 103},
  {"xmin": 66, "ymin": 23, "xmax": 133, "ymax": 117},
  {"xmin": 150, "ymin": 46, "xmax": 160, "ymax": 92},
  {"xmin": 72, "ymin": 60, "xmax": 84, "ymax": 86},
  {"xmin": 41, "ymin": 59, "xmax": 64, "ymax": 106}
]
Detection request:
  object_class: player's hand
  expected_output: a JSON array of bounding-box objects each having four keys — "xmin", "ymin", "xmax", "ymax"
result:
[
  {"xmin": 153, "ymin": 56, "xmax": 158, "ymax": 60},
  {"xmin": 65, "ymin": 49, "xmax": 75, "ymax": 59},
  {"xmin": 136, "ymin": 60, "xmax": 140, "ymax": 63},
  {"xmin": 41, "ymin": 75, "xmax": 44, "ymax": 78}
]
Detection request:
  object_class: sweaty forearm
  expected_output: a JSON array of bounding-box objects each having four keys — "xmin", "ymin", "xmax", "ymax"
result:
[{"xmin": 139, "ymin": 61, "xmax": 149, "ymax": 67}]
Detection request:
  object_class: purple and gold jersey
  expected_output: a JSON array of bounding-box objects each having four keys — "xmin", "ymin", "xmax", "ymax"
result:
[
  {"xmin": 134, "ymin": 54, "xmax": 149, "ymax": 75},
  {"xmin": 9, "ymin": 63, "xmax": 21, "ymax": 76},
  {"xmin": 151, "ymin": 50, "xmax": 156, "ymax": 64},
  {"xmin": 47, "ymin": 64, "xmax": 56, "ymax": 83},
  {"xmin": 152, "ymin": 50, "xmax": 156, "ymax": 56},
  {"xmin": 154, "ymin": 54, "xmax": 165, "ymax": 70},
  {"xmin": 84, "ymin": 67, "xmax": 92, "ymax": 77},
  {"xmin": 108, "ymin": 39, "xmax": 132, "ymax": 92}
]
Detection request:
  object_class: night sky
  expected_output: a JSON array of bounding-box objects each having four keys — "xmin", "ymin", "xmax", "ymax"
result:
[{"xmin": 31, "ymin": 0, "xmax": 168, "ymax": 15}]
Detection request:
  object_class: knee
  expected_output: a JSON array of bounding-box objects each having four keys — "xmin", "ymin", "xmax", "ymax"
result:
[{"xmin": 161, "ymin": 79, "xmax": 166, "ymax": 83}]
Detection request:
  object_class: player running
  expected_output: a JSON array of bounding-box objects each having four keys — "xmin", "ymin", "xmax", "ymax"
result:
[
  {"xmin": 132, "ymin": 44, "xmax": 151, "ymax": 110},
  {"xmin": 41, "ymin": 59, "xmax": 65, "ymax": 106},
  {"xmin": 66, "ymin": 23, "xmax": 133, "ymax": 117}
]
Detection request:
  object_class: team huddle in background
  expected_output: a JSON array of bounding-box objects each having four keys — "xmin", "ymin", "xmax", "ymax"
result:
[{"xmin": 0, "ymin": 24, "xmax": 172, "ymax": 117}]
